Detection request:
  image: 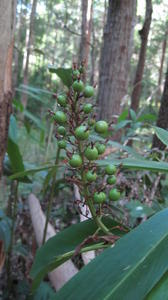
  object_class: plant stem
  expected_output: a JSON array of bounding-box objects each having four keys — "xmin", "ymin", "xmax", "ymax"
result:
[
  {"xmin": 42, "ymin": 147, "xmax": 61, "ymax": 244},
  {"xmin": 78, "ymin": 142, "xmax": 110, "ymax": 235},
  {"xmin": 6, "ymin": 180, "xmax": 19, "ymax": 287}
]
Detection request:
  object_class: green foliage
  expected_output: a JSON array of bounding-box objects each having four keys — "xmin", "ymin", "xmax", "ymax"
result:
[
  {"xmin": 48, "ymin": 66, "xmax": 73, "ymax": 87},
  {"xmin": 50, "ymin": 208, "xmax": 168, "ymax": 300},
  {"xmin": 31, "ymin": 217, "xmax": 126, "ymax": 291},
  {"xmin": 153, "ymin": 126, "xmax": 168, "ymax": 147}
]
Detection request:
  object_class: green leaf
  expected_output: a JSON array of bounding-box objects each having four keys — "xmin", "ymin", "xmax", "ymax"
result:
[
  {"xmin": 129, "ymin": 109, "xmax": 137, "ymax": 121},
  {"xmin": 48, "ymin": 66, "xmax": 73, "ymax": 87},
  {"xmin": 33, "ymin": 282, "xmax": 55, "ymax": 300},
  {"xmin": 118, "ymin": 109, "xmax": 129, "ymax": 122},
  {"xmin": 8, "ymin": 115, "xmax": 18, "ymax": 142},
  {"xmin": 9, "ymin": 165, "xmax": 57, "ymax": 180},
  {"xmin": 7, "ymin": 138, "xmax": 25, "ymax": 173},
  {"xmin": 24, "ymin": 110, "xmax": 45, "ymax": 130},
  {"xmin": 114, "ymin": 120, "xmax": 131, "ymax": 131},
  {"xmin": 146, "ymin": 271, "xmax": 168, "ymax": 300},
  {"xmin": 51, "ymin": 208, "xmax": 168, "ymax": 300},
  {"xmin": 30, "ymin": 217, "xmax": 126, "ymax": 291},
  {"xmin": 138, "ymin": 113, "xmax": 157, "ymax": 122},
  {"xmin": 7, "ymin": 139, "xmax": 31, "ymax": 183},
  {"xmin": 98, "ymin": 158, "xmax": 168, "ymax": 173},
  {"xmin": 153, "ymin": 126, "xmax": 168, "ymax": 147}
]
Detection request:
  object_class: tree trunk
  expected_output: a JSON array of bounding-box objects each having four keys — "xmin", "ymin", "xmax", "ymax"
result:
[
  {"xmin": 22, "ymin": 0, "xmax": 38, "ymax": 109},
  {"xmin": 90, "ymin": 4, "xmax": 95, "ymax": 85},
  {"xmin": 130, "ymin": 0, "xmax": 152, "ymax": 112},
  {"xmin": 13, "ymin": 0, "xmax": 23, "ymax": 94},
  {"xmin": 78, "ymin": 0, "xmax": 93, "ymax": 79},
  {"xmin": 158, "ymin": 29, "xmax": 168, "ymax": 87},
  {"xmin": 0, "ymin": 0, "xmax": 17, "ymax": 178},
  {"xmin": 152, "ymin": 65, "xmax": 168, "ymax": 150},
  {"xmin": 97, "ymin": 0, "xmax": 137, "ymax": 121}
]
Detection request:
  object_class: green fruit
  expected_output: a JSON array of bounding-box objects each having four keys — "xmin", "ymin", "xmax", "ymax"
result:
[
  {"xmin": 69, "ymin": 154, "xmax": 82, "ymax": 168},
  {"xmin": 107, "ymin": 175, "xmax": 116, "ymax": 185},
  {"xmin": 109, "ymin": 188, "xmax": 120, "ymax": 201},
  {"xmin": 86, "ymin": 171, "xmax": 97, "ymax": 182},
  {"xmin": 57, "ymin": 95, "xmax": 67, "ymax": 107},
  {"xmin": 95, "ymin": 120, "xmax": 108, "ymax": 134},
  {"xmin": 83, "ymin": 103, "xmax": 93, "ymax": 114},
  {"xmin": 96, "ymin": 143, "xmax": 106, "ymax": 155},
  {"xmin": 72, "ymin": 80, "xmax": 84, "ymax": 93},
  {"xmin": 75, "ymin": 126, "xmax": 89, "ymax": 140},
  {"xmin": 58, "ymin": 140, "xmax": 66, "ymax": 149},
  {"xmin": 73, "ymin": 69, "xmax": 80, "ymax": 79},
  {"xmin": 58, "ymin": 126, "xmax": 66, "ymax": 136},
  {"xmin": 54, "ymin": 111, "xmax": 67, "ymax": 125},
  {"xmin": 105, "ymin": 164, "xmax": 116, "ymax": 175},
  {"xmin": 94, "ymin": 192, "xmax": 106, "ymax": 204},
  {"xmin": 85, "ymin": 146, "xmax": 98, "ymax": 161},
  {"xmin": 88, "ymin": 118, "xmax": 96, "ymax": 126},
  {"xmin": 83, "ymin": 86, "xmax": 94, "ymax": 98}
]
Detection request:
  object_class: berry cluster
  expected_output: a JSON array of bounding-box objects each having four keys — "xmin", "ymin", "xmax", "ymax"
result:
[{"xmin": 50, "ymin": 63, "xmax": 120, "ymax": 233}]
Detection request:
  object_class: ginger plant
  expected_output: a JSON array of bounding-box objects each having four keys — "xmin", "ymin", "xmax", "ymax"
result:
[{"xmin": 48, "ymin": 63, "xmax": 121, "ymax": 236}]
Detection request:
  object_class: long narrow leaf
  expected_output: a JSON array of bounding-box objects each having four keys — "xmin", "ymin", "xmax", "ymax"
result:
[
  {"xmin": 51, "ymin": 208, "xmax": 168, "ymax": 300},
  {"xmin": 30, "ymin": 217, "xmax": 126, "ymax": 291}
]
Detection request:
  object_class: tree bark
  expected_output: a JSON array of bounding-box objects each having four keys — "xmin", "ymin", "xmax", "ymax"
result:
[
  {"xmin": 78, "ymin": 0, "xmax": 93, "ymax": 79},
  {"xmin": 97, "ymin": 0, "xmax": 137, "ymax": 121},
  {"xmin": 130, "ymin": 0, "xmax": 152, "ymax": 112},
  {"xmin": 152, "ymin": 65, "xmax": 168, "ymax": 150},
  {"xmin": 22, "ymin": 0, "xmax": 38, "ymax": 109},
  {"xmin": 13, "ymin": 0, "xmax": 24, "ymax": 94},
  {"xmin": 0, "ymin": 0, "xmax": 17, "ymax": 178}
]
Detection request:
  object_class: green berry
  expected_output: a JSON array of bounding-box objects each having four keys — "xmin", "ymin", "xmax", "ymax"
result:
[
  {"xmin": 109, "ymin": 188, "xmax": 120, "ymax": 201},
  {"xmin": 75, "ymin": 126, "xmax": 89, "ymax": 141},
  {"xmin": 95, "ymin": 120, "xmax": 108, "ymax": 134},
  {"xmin": 54, "ymin": 111, "xmax": 67, "ymax": 125},
  {"xmin": 85, "ymin": 146, "xmax": 98, "ymax": 161},
  {"xmin": 72, "ymin": 80, "xmax": 84, "ymax": 93},
  {"xmin": 57, "ymin": 95, "xmax": 67, "ymax": 107},
  {"xmin": 96, "ymin": 143, "xmax": 106, "ymax": 155},
  {"xmin": 83, "ymin": 103, "xmax": 93, "ymax": 114},
  {"xmin": 69, "ymin": 154, "xmax": 82, "ymax": 168},
  {"xmin": 83, "ymin": 86, "xmax": 94, "ymax": 98},
  {"xmin": 73, "ymin": 69, "xmax": 80, "ymax": 79},
  {"xmin": 105, "ymin": 164, "xmax": 116, "ymax": 175},
  {"xmin": 107, "ymin": 175, "xmax": 116, "ymax": 185},
  {"xmin": 94, "ymin": 192, "xmax": 106, "ymax": 204},
  {"xmin": 58, "ymin": 126, "xmax": 66, "ymax": 136},
  {"xmin": 58, "ymin": 140, "xmax": 66, "ymax": 149},
  {"xmin": 86, "ymin": 171, "xmax": 97, "ymax": 182}
]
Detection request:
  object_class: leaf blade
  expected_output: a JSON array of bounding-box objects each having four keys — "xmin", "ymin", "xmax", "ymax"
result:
[{"xmin": 51, "ymin": 208, "xmax": 168, "ymax": 300}]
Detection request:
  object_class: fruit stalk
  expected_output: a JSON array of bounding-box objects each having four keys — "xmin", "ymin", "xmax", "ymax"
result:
[{"xmin": 78, "ymin": 142, "xmax": 110, "ymax": 235}]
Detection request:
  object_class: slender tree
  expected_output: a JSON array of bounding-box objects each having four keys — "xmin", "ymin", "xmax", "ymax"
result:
[
  {"xmin": 131, "ymin": 0, "xmax": 152, "ymax": 112},
  {"xmin": 97, "ymin": 0, "xmax": 137, "ymax": 121},
  {"xmin": 158, "ymin": 27, "xmax": 168, "ymax": 88},
  {"xmin": 152, "ymin": 63, "xmax": 168, "ymax": 150},
  {"xmin": 0, "ymin": 0, "xmax": 17, "ymax": 178},
  {"xmin": 78, "ymin": 0, "xmax": 93, "ymax": 80},
  {"xmin": 22, "ymin": 0, "xmax": 38, "ymax": 109}
]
